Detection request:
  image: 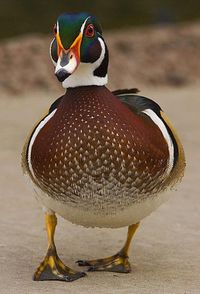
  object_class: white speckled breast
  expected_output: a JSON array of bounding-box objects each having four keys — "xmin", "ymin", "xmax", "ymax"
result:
[{"xmin": 29, "ymin": 86, "xmax": 170, "ymax": 218}]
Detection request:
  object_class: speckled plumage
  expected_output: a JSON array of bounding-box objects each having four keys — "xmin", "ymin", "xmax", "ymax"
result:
[
  {"xmin": 21, "ymin": 12, "xmax": 186, "ymax": 281},
  {"xmin": 22, "ymin": 85, "xmax": 184, "ymax": 227}
]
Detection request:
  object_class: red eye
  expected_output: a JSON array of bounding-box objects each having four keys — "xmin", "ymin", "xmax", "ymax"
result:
[{"xmin": 85, "ymin": 24, "xmax": 95, "ymax": 38}]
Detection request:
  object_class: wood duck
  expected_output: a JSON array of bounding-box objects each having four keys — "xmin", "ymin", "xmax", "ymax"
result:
[{"xmin": 22, "ymin": 12, "xmax": 185, "ymax": 282}]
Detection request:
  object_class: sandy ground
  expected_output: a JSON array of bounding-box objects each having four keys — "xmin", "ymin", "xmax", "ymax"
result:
[{"xmin": 0, "ymin": 85, "xmax": 199, "ymax": 294}]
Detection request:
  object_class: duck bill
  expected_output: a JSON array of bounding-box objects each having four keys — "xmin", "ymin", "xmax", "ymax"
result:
[{"xmin": 55, "ymin": 32, "xmax": 82, "ymax": 80}]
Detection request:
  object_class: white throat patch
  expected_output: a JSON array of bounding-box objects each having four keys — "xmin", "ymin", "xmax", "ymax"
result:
[{"xmin": 62, "ymin": 38, "xmax": 108, "ymax": 88}]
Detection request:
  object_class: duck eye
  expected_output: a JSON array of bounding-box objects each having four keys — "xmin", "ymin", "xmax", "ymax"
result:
[
  {"xmin": 85, "ymin": 24, "xmax": 95, "ymax": 38},
  {"xmin": 53, "ymin": 24, "xmax": 57, "ymax": 35}
]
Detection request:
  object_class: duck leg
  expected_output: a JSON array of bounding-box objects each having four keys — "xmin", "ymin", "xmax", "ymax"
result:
[
  {"xmin": 77, "ymin": 222, "xmax": 139, "ymax": 273},
  {"xmin": 33, "ymin": 213, "xmax": 86, "ymax": 282}
]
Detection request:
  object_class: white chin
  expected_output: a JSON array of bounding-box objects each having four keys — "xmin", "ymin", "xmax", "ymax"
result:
[
  {"xmin": 62, "ymin": 62, "xmax": 107, "ymax": 88},
  {"xmin": 55, "ymin": 54, "xmax": 78, "ymax": 78}
]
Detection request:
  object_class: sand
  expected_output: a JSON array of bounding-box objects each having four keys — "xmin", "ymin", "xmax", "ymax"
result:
[{"xmin": 0, "ymin": 85, "xmax": 199, "ymax": 293}]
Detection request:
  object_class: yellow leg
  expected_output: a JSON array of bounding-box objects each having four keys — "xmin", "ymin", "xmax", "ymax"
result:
[
  {"xmin": 77, "ymin": 222, "xmax": 140, "ymax": 273},
  {"xmin": 33, "ymin": 213, "xmax": 86, "ymax": 282}
]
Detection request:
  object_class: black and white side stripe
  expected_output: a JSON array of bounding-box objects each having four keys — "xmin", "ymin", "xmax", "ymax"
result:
[
  {"xmin": 115, "ymin": 91, "xmax": 179, "ymax": 175},
  {"xmin": 142, "ymin": 108, "xmax": 174, "ymax": 176},
  {"xmin": 26, "ymin": 108, "xmax": 57, "ymax": 180}
]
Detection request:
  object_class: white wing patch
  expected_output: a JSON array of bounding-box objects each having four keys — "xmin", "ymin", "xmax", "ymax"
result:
[
  {"xmin": 142, "ymin": 108, "xmax": 174, "ymax": 176},
  {"xmin": 27, "ymin": 109, "xmax": 57, "ymax": 180}
]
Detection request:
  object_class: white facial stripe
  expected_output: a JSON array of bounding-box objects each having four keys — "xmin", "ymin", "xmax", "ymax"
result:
[
  {"xmin": 27, "ymin": 109, "xmax": 57, "ymax": 179},
  {"xmin": 55, "ymin": 53, "xmax": 77, "ymax": 75},
  {"xmin": 80, "ymin": 16, "xmax": 91, "ymax": 33},
  {"xmin": 55, "ymin": 16, "xmax": 107, "ymax": 87},
  {"xmin": 54, "ymin": 17, "xmax": 90, "ymax": 75},
  {"xmin": 49, "ymin": 38, "xmax": 57, "ymax": 67},
  {"xmin": 142, "ymin": 108, "xmax": 174, "ymax": 176},
  {"xmin": 57, "ymin": 21, "xmax": 59, "ymax": 35},
  {"xmin": 95, "ymin": 37, "xmax": 106, "ymax": 69},
  {"xmin": 55, "ymin": 56, "xmax": 61, "ymax": 73},
  {"xmin": 66, "ymin": 54, "xmax": 77, "ymax": 74},
  {"xmin": 62, "ymin": 37, "xmax": 107, "ymax": 88}
]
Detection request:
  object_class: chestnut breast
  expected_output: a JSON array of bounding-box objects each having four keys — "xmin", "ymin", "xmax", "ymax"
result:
[{"xmin": 30, "ymin": 86, "xmax": 169, "ymax": 211}]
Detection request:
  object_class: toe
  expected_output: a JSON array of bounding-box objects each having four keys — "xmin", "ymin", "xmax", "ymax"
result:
[
  {"xmin": 76, "ymin": 255, "xmax": 131, "ymax": 273},
  {"xmin": 68, "ymin": 271, "xmax": 87, "ymax": 281},
  {"xmin": 33, "ymin": 258, "xmax": 87, "ymax": 282}
]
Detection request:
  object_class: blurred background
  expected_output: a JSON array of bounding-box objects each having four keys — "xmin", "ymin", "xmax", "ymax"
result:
[
  {"xmin": 1, "ymin": 0, "xmax": 200, "ymax": 38},
  {"xmin": 0, "ymin": 0, "xmax": 200, "ymax": 94},
  {"xmin": 0, "ymin": 2, "xmax": 200, "ymax": 293}
]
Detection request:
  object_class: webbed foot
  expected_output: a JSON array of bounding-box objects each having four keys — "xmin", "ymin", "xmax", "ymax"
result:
[
  {"xmin": 76, "ymin": 251, "xmax": 131, "ymax": 273},
  {"xmin": 34, "ymin": 247, "xmax": 86, "ymax": 282},
  {"xmin": 76, "ymin": 223, "xmax": 140, "ymax": 274}
]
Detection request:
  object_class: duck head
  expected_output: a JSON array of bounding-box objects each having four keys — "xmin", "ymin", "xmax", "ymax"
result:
[{"xmin": 50, "ymin": 12, "xmax": 109, "ymax": 88}]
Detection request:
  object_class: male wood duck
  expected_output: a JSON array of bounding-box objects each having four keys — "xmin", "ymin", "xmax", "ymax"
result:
[{"xmin": 22, "ymin": 12, "xmax": 185, "ymax": 282}]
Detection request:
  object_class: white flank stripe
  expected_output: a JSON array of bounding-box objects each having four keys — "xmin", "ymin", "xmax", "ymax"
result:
[
  {"xmin": 142, "ymin": 108, "xmax": 174, "ymax": 176},
  {"xmin": 27, "ymin": 109, "xmax": 57, "ymax": 179}
]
